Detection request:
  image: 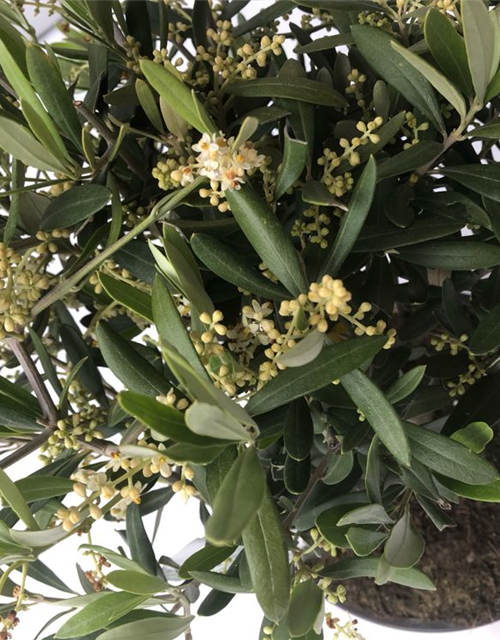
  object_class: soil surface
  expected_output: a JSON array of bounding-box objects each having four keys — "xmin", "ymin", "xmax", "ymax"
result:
[{"xmin": 342, "ymin": 437, "xmax": 500, "ymax": 629}]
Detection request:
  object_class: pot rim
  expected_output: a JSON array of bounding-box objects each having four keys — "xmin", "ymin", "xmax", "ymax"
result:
[{"xmin": 338, "ymin": 602, "xmax": 500, "ymax": 634}]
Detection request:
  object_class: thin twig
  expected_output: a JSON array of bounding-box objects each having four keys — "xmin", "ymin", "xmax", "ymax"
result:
[
  {"xmin": 283, "ymin": 453, "xmax": 332, "ymax": 530},
  {"xmin": 7, "ymin": 338, "xmax": 58, "ymax": 426},
  {"xmin": 76, "ymin": 102, "xmax": 149, "ymax": 180},
  {"xmin": 0, "ymin": 429, "xmax": 52, "ymax": 469}
]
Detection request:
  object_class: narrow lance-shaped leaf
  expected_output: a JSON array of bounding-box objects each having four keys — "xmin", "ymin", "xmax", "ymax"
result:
[
  {"xmin": 0, "ymin": 116, "xmax": 69, "ymax": 174},
  {"xmin": 384, "ymin": 508, "xmax": 425, "ymax": 568},
  {"xmin": 95, "ymin": 616, "xmax": 194, "ymax": 640},
  {"xmin": 274, "ymin": 129, "xmax": 308, "ymax": 201},
  {"xmin": 424, "ymin": 9, "xmax": 473, "ymax": 96},
  {"xmin": 191, "ymin": 234, "xmax": 289, "ymax": 301},
  {"xmin": 469, "ymin": 301, "xmax": 500, "ymax": 354},
  {"xmin": 98, "ymin": 272, "xmax": 153, "ymax": 322},
  {"xmin": 226, "ymin": 184, "xmax": 307, "ymax": 296},
  {"xmin": 96, "ymin": 323, "xmax": 171, "ymax": 396},
  {"xmin": 54, "ymin": 592, "xmax": 147, "ymax": 638},
  {"xmin": 320, "ymin": 156, "xmax": 377, "ymax": 277},
  {"xmin": 242, "ymin": 489, "xmax": 290, "ymax": 623},
  {"xmin": 152, "ymin": 275, "xmax": 210, "ymax": 379},
  {"xmin": 41, "ymin": 184, "xmax": 111, "ymax": 231},
  {"xmin": 341, "ymin": 369, "xmax": 411, "ymax": 466},
  {"xmin": 247, "ymin": 335, "xmax": 386, "ymax": 416},
  {"xmin": 0, "ymin": 468, "xmax": 39, "ymax": 530},
  {"xmin": 205, "ymin": 447, "xmax": 266, "ymax": 546},
  {"xmin": 351, "ymin": 25, "xmax": 444, "ymax": 133},
  {"xmin": 404, "ymin": 421, "xmax": 498, "ymax": 485},
  {"xmin": 140, "ymin": 59, "xmax": 216, "ymax": 134},
  {"xmin": 397, "ymin": 241, "xmax": 500, "ymax": 271},
  {"xmin": 224, "ymin": 77, "xmax": 348, "ymax": 108},
  {"xmin": 26, "ymin": 43, "xmax": 82, "ymax": 149},
  {"xmin": 386, "ymin": 365, "xmax": 427, "ymax": 404},
  {"xmin": 462, "ymin": 0, "xmax": 495, "ymax": 103},
  {"xmin": 391, "ymin": 41, "xmax": 467, "ymax": 120}
]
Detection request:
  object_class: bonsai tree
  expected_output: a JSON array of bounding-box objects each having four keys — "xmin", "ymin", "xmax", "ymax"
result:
[{"xmin": 0, "ymin": 0, "xmax": 500, "ymax": 637}]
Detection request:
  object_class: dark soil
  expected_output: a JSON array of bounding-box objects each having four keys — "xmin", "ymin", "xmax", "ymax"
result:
[{"xmin": 342, "ymin": 437, "xmax": 500, "ymax": 629}]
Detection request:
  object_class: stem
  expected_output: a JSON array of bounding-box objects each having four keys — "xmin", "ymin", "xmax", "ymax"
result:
[
  {"xmin": 6, "ymin": 339, "xmax": 58, "ymax": 426},
  {"xmin": 76, "ymin": 103, "xmax": 149, "ymax": 180},
  {"xmin": 0, "ymin": 429, "xmax": 52, "ymax": 470},
  {"xmin": 15, "ymin": 562, "xmax": 28, "ymax": 612},
  {"xmin": 0, "ymin": 562, "xmax": 20, "ymax": 598},
  {"xmin": 31, "ymin": 177, "xmax": 206, "ymax": 316},
  {"xmin": 283, "ymin": 453, "xmax": 331, "ymax": 530}
]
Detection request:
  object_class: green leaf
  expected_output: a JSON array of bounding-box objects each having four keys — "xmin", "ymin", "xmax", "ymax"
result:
[
  {"xmin": 105, "ymin": 571, "xmax": 166, "ymax": 595},
  {"xmin": 283, "ymin": 399, "xmax": 313, "ymax": 462},
  {"xmin": 160, "ymin": 344, "xmax": 256, "ymax": 428},
  {"xmin": 99, "ymin": 273, "xmax": 152, "ymax": 322},
  {"xmin": 206, "ymin": 446, "xmax": 238, "ymax": 505},
  {"xmin": 442, "ymin": 164, "xmax": 500, "ymax": 203},
  {"xmin": 424, "ymin": 9, "xmax": 473, "ymax": 96},
  {"xmin": 126, "ymin": 503, "xmax": 157, "ymax": 576},
  {"xmin": 79, "ymin": 544, "xmax": 148, "ymax": 574},
  {"xmin": 206, "ymin": 447, "xmax": 265, "ymax": 546},
  {"xmin": 386, "ymin": 366, "xmax": 427, "ymax": 404},
  {"xmin": 337, "ymin": 504, "xmax": 393, "ymax": 527},
  {"xmin": 191, "ymin": 234, "xmax": 289, "ymax": 301},
  {"xmin": 450, "ymin": 421, "xmax": 493, "ymax": 453},
  {"xmin": 292, "ymin": 0, "xmax": 380, "ymax": 9},
  {"xmin": 346, "ymin": 528, "xmax": 388, "ymax": 557},
  {"xmin": 470, "ymin": 301, "xmax": 500, "ymax": 354},
  {"xmin": 242, "ymin": 489, "xmax": 290, "ymax": 623},
  {"xmin": 466, "ymin": 120, "xmax": 500, "ymax": 139},
  {"xmin": 397, "ymin": 241, "xmax": 500, "ymax": 270},
  {"xmin": 404, "ymin": 421, "xmax": 498, "ymax": 484},
  {"xmin": 95, "ymin": 615, "xmax": 193, "ymax": 640},
  {"xmin": 294, "ymin": 33, "xmax": 354, "ymax": 54},
  {"xmin": 178, "ymin": 545, "xmax": 236, "ymax": 580},
  {"xmin": 351, "ymin": 25, "xmax": 444, "ymax": 132},
  {"xmin": 284, "ymin": 456, "xmax": 310, "ymax": 495},
  {"xmin": 318, "ymin": 557, "xmax": 435, "ymax": 590},
  {"xmin": 224, "ymin": 78, "xmax": 347, "ymax": 108},
  {"xmin": 247, "ymin": 336, "xmax": 386, "ymax": 416},
  {"xmin": 96, "ymin": 323, "xmax": 170, "ymax": 396},
  {"xmin": 185, "ymin": 402, "xmax": 251, "ymax": 441},
  {"xmin": 140, "ymin": 59, "xmax": 215, "ymax": 134},
  {"xmin": 41, "ymin": 185, "xmax": 111, "ymax": 231},
  {"xmin": 0, "ymin": 468, "xmax": 39, "ymax": 530},
  {"xmin": 438, "ymin": 477, "xmax": 500, "ymax": 502},
  {"xmin": 26, "ymin": 43, "xmax": 82, "ymax": 149},
  {"xmin": 277, "ymin": 330, "xmax": 325, "ymax": 368},
  {"xmin": 320, "ymin": 156, "xmax": 377, "ymax": 277},
  {"xmin": 135, "ymin": 78, "xmax": 164, "ymax": 132},
  {"xmin": 15, "ymin": 477, "xmax": 73, "ymax": 503},
  {"xmin": 384, "ymin": 508, "xmax": 424, "ymax": 568},
  {"xmin": 152, "ymin": 275, "xmax": 210, "ymax": 380},
  {"xmin": 0, "ymin": 38, "xmax": 70, "ymax": 161},
  {"xmin": 190, "ymin": 571, "xmax": 249, "ymax": 594},
  {"xmin": 233, "ymin": 0, "xmax": 295, "ymax": 37},
  {"xmin": 377, "ymin": 141, "xmax": 443, "ymax": 180},
  {"xmin": 288, "ymin": 580, "xmax": 323, "ymax": 638},
  {"xmin": 55, "ymin": 592, "xmax": 156, "ymax": 638},
  {"xmin": 365, "ymin": 436, "xmax": 382, "ymax": 503},
  {"xmin": 274, "ymin": 130, "xmax": 308, "ymax": 201},
  {"xmin": 0, "ymin": 116, "xmax": 68, "ymax": 174},
  {"xmin": 164, "ymin": 442, "xmax": 225, "ymax": 464},
  {"xmin": 462, "ymin": 0, "xmax": 495, "ymax": 103},
  {"xmin": 226, "ymin": 184, "xmax": 308, "ymax": 296},
  {"xmin": 119, "ymin": 391, "xmax": 226, "ymax": 447},
  {"xmin": 391, "ymin": 42, "xmax": 467, "ymax": 119},
  {"xmin": 323, "ymin": 451, "xmax": 354, "ymax": 486},
  {"xmin": 353, "ymin": 218, "xmax": 463, "ymax": 252},
  {"xmin": 341, "ymin": 369, "xmax": 410, "ymax": 466}
]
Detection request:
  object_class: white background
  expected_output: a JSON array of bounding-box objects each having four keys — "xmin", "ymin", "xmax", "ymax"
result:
[{"xmin": 8, "ymin": 1, "xmax": 500, "ymax": 638}]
